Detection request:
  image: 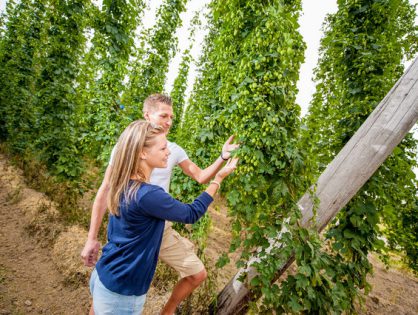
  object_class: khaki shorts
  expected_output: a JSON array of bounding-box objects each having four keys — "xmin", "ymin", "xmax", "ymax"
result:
[{"xmin": 159, "ymin": 223, "xmax": 205, "ymax": 278}]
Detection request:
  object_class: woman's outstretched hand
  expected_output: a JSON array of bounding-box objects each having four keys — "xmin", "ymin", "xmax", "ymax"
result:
[
  {"xmin": 216, "ymin": 157, "xmax": 239, "ymax": 180},
  {"xmin": 206, "ymin": 158, "xmax": 239, "ymax": 197}
]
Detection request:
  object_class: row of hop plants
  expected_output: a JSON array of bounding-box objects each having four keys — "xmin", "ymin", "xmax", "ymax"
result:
[
  {"xmin": 0, "ymin": 0, "xmax": 417, "ymax": 313},
  {"xmin": 172, "ymin": 0, "xmax": 418, "ymax": 312},
  {"xmin": 0, "ymin": 0, "xmax": 190, "ymax": 179}
]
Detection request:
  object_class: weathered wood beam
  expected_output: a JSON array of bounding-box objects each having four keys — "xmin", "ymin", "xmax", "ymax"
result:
[{"xmin": 212, "ymin": 56, "xmax": 418, "ymax": 315}]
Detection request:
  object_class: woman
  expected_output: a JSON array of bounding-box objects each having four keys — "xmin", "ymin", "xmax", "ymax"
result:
[{"xmin": 89, "ymin": 120, "xmax": 238, "ymax": 314}]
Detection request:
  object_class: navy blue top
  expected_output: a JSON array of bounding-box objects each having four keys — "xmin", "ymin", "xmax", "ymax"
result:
[{"xmin": 95, "ymin": 183, "xmax": 213, "ymax": 296}]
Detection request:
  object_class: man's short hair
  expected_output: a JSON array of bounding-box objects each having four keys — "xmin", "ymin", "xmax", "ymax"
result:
[{"xmin": 143, "ymin": 94, "xmax": 172, "ymax": 114}]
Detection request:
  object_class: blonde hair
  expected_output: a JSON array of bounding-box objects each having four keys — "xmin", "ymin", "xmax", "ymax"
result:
[
  {"xmin": 108, "ymin": 120, "xmax": 164, "ymax": 216},
  {"xmin": 143, "ymin": 93, "xmax": 172, "ymax": 115}
]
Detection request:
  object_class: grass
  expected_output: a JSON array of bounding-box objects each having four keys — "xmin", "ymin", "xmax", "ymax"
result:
[
  {"xmin": 383, "ymin": 251, "xmax": 417, "ymax": 276},
  {"xmin": 5, "ymin": 185, "xmax": 22, "ymax": 204},
  {"xmin": 24, "ymin": 202, "xmax": 64, "ymax": 247}
]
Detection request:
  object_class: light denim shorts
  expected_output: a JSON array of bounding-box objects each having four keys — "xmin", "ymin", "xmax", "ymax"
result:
[{"xmin": 90, "ymin": 268, "xmax": 146, "ymax": 315}]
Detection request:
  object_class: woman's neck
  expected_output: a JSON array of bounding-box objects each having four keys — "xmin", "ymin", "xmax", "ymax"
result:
[{"xmin": 131, "ymin": 162, "xmax": 153, "ymax": 182}]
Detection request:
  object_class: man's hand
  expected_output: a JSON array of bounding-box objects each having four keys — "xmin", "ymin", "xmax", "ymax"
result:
[
  {"xmin": 221, "ymin": 135, "xmax": 239, "ymax": 160},
  {"xmin": 81, "ymin": 239, "xmax": 101, "ymax": 267}
]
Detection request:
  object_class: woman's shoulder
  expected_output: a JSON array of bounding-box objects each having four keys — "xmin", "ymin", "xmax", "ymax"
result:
[
  {"xmin": 139, "ymin": 182, "xmax": 166, "ymax": 196},
  {"xmin": 136, "ymin": 183, "xmax": 171, "ymax": 209}
]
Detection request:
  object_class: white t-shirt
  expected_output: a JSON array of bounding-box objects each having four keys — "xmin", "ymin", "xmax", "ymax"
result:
[{"xmin": 109, "ymin": 141, "xmax": 189, "ymax": 192}]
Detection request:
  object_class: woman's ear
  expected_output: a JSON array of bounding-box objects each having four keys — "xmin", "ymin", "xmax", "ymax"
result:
[{"xmin": 140, "ymin": 150, "xmax": 147, "ymax": 160}]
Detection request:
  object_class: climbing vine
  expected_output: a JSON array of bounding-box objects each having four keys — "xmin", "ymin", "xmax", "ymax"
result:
[
  {"xmin": 0, "ymin": 0, "xmax": 417, "ymax": 312},
  {"xmin": 122, "ymin": 0, "xmax": 188, "ymax": 115},
  {"xmin": 80, "ymin": 0, "xmax": 145, "ymax": 162},
  {"xmin": 0, "ymin": 0, "xmax": 44, "ymax": 150},
  {"xmin": 34, "ymin": 0, "xmax": 92, "ymax": 179},
  {"xmin": 169, "ymin": 11, "xmax": 201, "ymax": 140},
  {"xmin": 169, "ymin": 49, "xmax": 192, "ymax": 139},
  {"xmin": 0, "ymin": 0, "xmax": 93, "ymax": 179},
  {"xmin": 172, "ymin": 1, "xmax": 349, "ymax": 312},
  {"xmin": 303, "ymin": 0, "xmax": 418, "ymax": 294}
]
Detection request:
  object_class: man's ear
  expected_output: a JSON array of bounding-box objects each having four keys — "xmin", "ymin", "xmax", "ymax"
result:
[{"xmin": 143, "ymin": 111, "xmax": 150, "ymax": 121}]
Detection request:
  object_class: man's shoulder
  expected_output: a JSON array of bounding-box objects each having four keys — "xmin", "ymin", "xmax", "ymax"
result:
[
  {"xmin": 168, "ymin": 141, "xmax": 186, "ymax": 155},
  {"xmin": 168, "ymin": 141, "xmax": 183, "ymax": 150},
  {"xmin": 166, "ymin": 141, "xmax": 189, "ymax": 166}
]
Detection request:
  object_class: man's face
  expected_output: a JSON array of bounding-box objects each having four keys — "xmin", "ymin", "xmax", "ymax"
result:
[{"xmin": 145, "ymin": 103, "xmax": 174, "ymax": 134}]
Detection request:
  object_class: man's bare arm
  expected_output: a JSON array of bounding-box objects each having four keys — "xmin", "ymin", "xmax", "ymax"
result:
[
  {"xmin": 80, "ymin": 165, "xmax": 112, "ymax": 266},
  {"xmin": 179, "ymin": 135, "xmax": 239, "ymax": 184}
]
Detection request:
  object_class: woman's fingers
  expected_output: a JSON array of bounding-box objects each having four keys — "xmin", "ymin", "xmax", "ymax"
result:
[{"xmin": 225, "ymin": 157, "xmax": 239, "ymax": 172}]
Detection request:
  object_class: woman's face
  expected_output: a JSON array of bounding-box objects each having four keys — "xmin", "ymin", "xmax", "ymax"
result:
[{"xmin": 142, "ymin": 134, "xmax": 170, "ymax": 169}]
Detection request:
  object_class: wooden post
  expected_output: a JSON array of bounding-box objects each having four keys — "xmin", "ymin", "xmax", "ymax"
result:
[{"xmin": 212, "ymin": 57, "xmax": 418, "ymax": 315}]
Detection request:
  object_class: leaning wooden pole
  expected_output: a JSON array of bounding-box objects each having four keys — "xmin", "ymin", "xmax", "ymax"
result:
[{"xmin": 212, "ymin": 57, "xmax": 418, "ymax": 315}]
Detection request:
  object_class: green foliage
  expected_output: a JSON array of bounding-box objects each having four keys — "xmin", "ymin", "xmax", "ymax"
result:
[
  {"xmin": 0, "ymin": 0, "xmax": 43, "ymax": 149},
  {"xmin": 0, "ymin": 0, "xmax": 92, "ymax": 180},
  {"xmin": 0, "ymin": 0, "xmax": 189, "ymax": 175},
  {"xmin": 78, "ymin": 0, "xmax": 145, "ymax": 162},
  {"xmin": 380, "ymin": 137, "xmax": 418, "ymax": 272},
  {"xmin": 170, "ymin": 11, "xmax": 201, "ymax": 139},
  {"xmin": 173, "ymin": 0, "xmax": 357, "ymax": 312},
  {"xmin": 254, "ymin": 225, "xmax": 370, "ymax": 314},
  {"xmin": 303, "ymin": 0, "xmax": 418, "ymax": 297},
  {"xmin": 399, "ymin": 198, "xmax": 418, "ymax": 271},
  {"xmin": 123, "ymin": 0, "xmax": 188, "ymax": 112},
  {"xmin": 169, "ymin": 48, "xmax": 192, "ymax": 139},
  {"xmin": 34, "ymin": 0, "xmax": 92, "ymax": 179},
  {"xmin": 1, "ymin": 0, "xmax": 416, "ymax": 312}
]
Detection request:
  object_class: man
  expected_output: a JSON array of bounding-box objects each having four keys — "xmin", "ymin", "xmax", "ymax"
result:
[{"xmin": 81, "ymin": 93, "xmax": 238, "ymax": 315}]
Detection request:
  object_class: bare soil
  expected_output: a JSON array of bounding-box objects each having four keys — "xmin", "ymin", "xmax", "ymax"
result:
[
  {"xmin": 0, "ymin": 154, "xmax": 90, "ymax": 314},
  {"xmin": 0, "ymin": 153, "xmax": 417, "ymax": 315}
]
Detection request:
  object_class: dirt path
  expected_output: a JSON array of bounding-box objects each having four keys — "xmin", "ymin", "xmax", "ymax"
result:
[
  {"xmin": 0, "ymin": 153, "xmax": 417, "ymax": 314},
  {"xmin": 362, "ymin": 255, "xmax": 418, "ymax": 314},
  {"xmin": 0, "ymin": 155, "xmax": 90, "ymax": 314}
]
